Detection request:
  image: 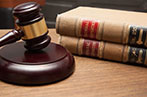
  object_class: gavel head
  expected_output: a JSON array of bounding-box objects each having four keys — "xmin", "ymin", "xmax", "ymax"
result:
[{"xmin": 13, "ymin": 2, "xmax": 51, "ymax": 51}]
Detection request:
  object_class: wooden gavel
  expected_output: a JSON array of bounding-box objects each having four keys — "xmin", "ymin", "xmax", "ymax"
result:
[
  {"xmin": 0, "ymin": 2, "xmax": 51, "ymax": 51},
  {"xmin": 0, "ymin": 2, "xmax": 75, "ymax": 85}
]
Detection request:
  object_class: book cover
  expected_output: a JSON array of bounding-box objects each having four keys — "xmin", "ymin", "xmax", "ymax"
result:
[
  {"xmin": 59, "ymin": 36, "xmax": 147, "ymax": 66},
  {"xmin": 56, "ymin": 7, "xmax": 147, "ymax": 48}
]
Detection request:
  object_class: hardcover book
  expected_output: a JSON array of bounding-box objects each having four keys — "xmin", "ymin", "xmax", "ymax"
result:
[
  {"xmin": 59, "ymin": 36, "xmax": 147, "ymax": 66},
  {"xmin": 56, "ymin": 7, "xmax": 147, "ymax": 48}
]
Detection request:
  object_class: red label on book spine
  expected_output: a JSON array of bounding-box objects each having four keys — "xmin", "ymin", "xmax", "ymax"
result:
[
  {"xmin": 81, "ymin": 20, "xmax": 99, "ymax": 39},
  {"xmin": 94, "ymin": 42, "xmax": 99, "ymax": 57},
  {"xmin": 82, "ymin": 39, "xmax": 99, "ymax": 57}
]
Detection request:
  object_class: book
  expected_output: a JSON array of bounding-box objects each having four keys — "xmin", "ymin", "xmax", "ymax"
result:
[
  {"xmin": 56, "ymin": 7, "xmax": 147, "ymax": 48},
  {"xmin": 59, "ymin": 36, "xmax": 147, "ymax": 66}
]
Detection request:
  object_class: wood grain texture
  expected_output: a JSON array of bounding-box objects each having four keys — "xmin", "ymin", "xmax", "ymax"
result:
[{"xmin": 0, "ymin": 29, "xmax": 147, "ymax": 97}]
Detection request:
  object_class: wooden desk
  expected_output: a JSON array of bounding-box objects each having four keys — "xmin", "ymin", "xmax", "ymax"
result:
[{"xmin": 0, "ymin": 29, "xmax": 147, "ymax": 97}]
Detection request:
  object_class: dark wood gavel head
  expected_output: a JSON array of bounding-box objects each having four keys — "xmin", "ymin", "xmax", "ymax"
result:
[
  {"xmin": 11, "ymin": 2, "xmax": 50, "ymax": 51},
  {"xmin": 0, "ymin": 2, "xmax": 75, "ymax": 85}
]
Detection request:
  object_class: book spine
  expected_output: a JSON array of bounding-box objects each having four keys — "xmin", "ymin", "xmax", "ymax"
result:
[
  {"xmin": 56, "ymin": 15, "xmax": 147, "ymax": 47},
  {"xmin": 59, "ymin": 36, "xmax": 147, "ymax": 66}
]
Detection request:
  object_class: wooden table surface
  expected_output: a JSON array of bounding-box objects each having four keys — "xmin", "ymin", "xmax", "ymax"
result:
[{"xmin": 0, "ymin": 29, "xmax": 147, "ymax": 97}]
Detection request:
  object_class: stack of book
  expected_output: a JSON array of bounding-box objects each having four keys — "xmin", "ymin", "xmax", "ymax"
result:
[{"xmin": 55, "ymin": 7, "xmax": 147, "ymax": 66}]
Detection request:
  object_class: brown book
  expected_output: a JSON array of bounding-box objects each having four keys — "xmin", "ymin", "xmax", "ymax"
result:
[
  {"xmin": 56, "ymin": 7, "xmax": 147, "ymax": 48},
  {"xmin": 59, "ymin": 36, "xmax": 147, "ymax": 66}
]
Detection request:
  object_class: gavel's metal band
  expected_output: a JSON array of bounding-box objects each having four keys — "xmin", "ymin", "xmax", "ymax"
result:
[{"xmin": 20, "ymin": 18, "xmax": 48, "ymax": 40}]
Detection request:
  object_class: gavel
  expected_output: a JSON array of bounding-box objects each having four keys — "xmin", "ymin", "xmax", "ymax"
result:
[
  {"xmin": 0, "ymin": 2, "xmax": 74, "ymax": 85},
  {"xmin": 0, "ymin": 2, "xmax": 51, "ymax": 51}
]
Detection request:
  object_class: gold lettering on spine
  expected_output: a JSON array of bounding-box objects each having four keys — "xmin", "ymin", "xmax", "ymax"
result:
[
  {"xmin": 129, "ymin": 48, "xmax": 138, "ymax": 62},
  {"xmin": 132, "ymin": 26, "xmax": 137, "ymax": 35},
  {"xmin": 136, "ymin": 28, "xmax": 143, "ymax": 45},
  {"xmin": 136, "ymin": 50, "xmax": 143, "ymax": 64},
  {"xmin": 132, "ymin": 48, "xmax": 137, "ymax": 57}
]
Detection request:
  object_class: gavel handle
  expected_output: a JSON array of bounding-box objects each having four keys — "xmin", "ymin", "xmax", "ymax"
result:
[{"xmin": 0, "ymin": 29, "xmax": 24, "ymax": 47}]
